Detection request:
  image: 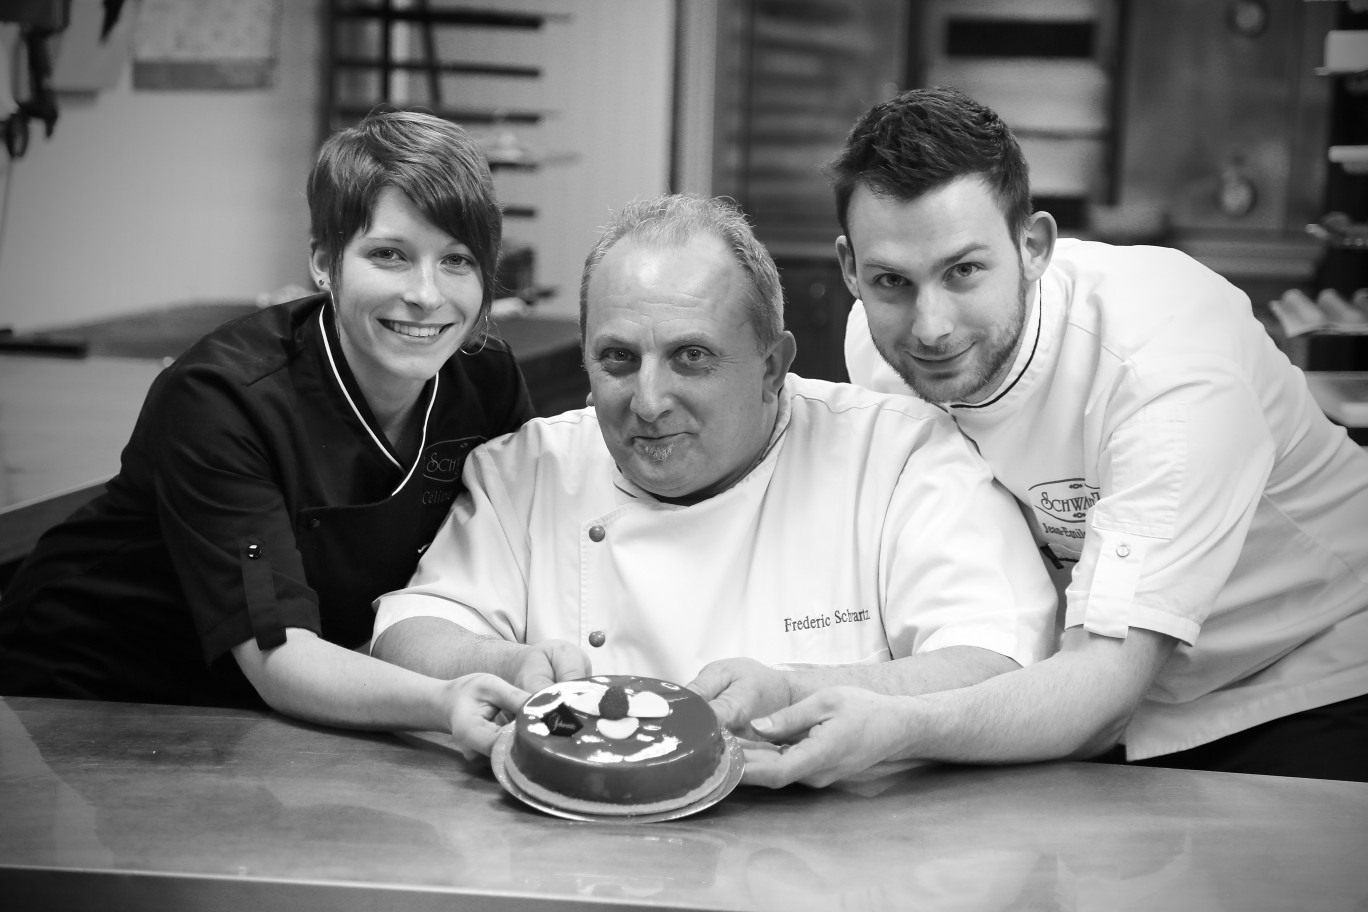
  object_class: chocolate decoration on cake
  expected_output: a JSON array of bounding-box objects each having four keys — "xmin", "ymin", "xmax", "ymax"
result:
[
  {"xmin": 508, "ymin": 675, "xmax": 728, "ymax": 814},
  {"xmin": 543, "ymin": 702, "xmax": 582, "ymax": 736}
]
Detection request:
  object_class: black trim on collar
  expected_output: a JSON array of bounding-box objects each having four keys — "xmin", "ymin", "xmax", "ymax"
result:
[{"xmin": 950, "ymin": 282, "xmax": 1043, "ymax": 412}]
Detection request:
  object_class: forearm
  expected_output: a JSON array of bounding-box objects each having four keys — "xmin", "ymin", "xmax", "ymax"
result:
[
  {"xmin": 879, "ymin": 629, "xmax": 1174, "ymax": 764},
  {"xmin": 783, "ymin": 646, "xmax": 1019, "ymax": 703},
  {"xmin": 233, "ymin": 630, "xmax": 457, "ymax": 733},
  {"xmin": 371, "ymin": 615, "xmax": 524, "ymax": 681}
]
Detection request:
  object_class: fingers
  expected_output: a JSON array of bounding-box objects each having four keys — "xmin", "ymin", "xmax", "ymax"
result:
[
  {"xmin": 684, "ymin": 661, "xmax": 732, "ymax": 701},
  {"xmin": 739, "ymin": 741, "xmax": 824, "ymax": 789},
  {"xmin": 517, "ymin": 666, "xmax": 555, "ymax": 694},
  {"xmin": 688, "ymin": 658, "xmax": 781, "ymax": 733},
  {"xmin": 462, "ymin": 672, "xmax": 530, "ymax": 717},
  {"xmin": 512, "ymin": 649, "xmax": 557, "ymax": 693},
  {"xmin": 454, "ymin": 715, "xmax": 503, "ymax": 760},
  {"xmin": 708, "ymin": 698, "xmax": 751, "ymax": 734},
  {"xmin": 748, "ymin": 694, "xmax": 823, "ymax": 745},
  {"xmin": 687, "ymin": 663, "xmax": 746, "ymax": 729},
  {"xmin": 446, "ymin": 674, "xmax": 522, "ymax": 758},
  {"xmin": 742, "ymin": 689, "xmax": 905, "ymax": 789},
  {"xmin": 548, "ymin": 642, "xmax": 592, "ymax": 681},
  {"xmin": 490, "ymin": 678, "xmax": 531, "ymax": 716},
  {"xmin": 511, "ymin": 641, "xmax": 591, "ymax": 693}
]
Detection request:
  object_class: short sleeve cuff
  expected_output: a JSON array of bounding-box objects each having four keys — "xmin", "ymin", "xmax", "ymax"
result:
[
  {"xmin": 1064, "ymin": 601, "xmax": 1201, "ymax": 647},
  {"xmin": 917, "ymin": 626, "xmax": 1048, "ymax": 668},
  {"xmin": 372, "ymin": 591, "xmax": 502, "ymax": 643},
  {"xmin": 200, "ymin": 597, "xmax": 321, "ymax": 665}
]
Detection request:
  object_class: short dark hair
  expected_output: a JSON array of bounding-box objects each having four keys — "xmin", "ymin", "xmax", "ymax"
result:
[
  {"xmin": 579, "ymin": 194, "xmax": 784, "ymax": 352},
  {"xmin": 307, "ymin": 109, "xmax": 502, "ymax": 316},
  {"xmin": 828, "ymin": 86, "xmax": 1032, "ymax": 241}
]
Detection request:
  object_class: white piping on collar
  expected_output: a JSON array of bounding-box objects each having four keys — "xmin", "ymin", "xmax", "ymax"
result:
[{"xmin": 318, "ymin": 307, "xmax": 437, "ymax": 496}]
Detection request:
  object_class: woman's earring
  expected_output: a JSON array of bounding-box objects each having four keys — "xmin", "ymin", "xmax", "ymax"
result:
[{"xmin": 459, "ymin": 312, "xmax": 493, "ymax": 355}]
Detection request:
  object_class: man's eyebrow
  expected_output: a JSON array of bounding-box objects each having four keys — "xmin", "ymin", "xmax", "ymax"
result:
[
  {"xmin": 932, "ymin": 242, "xmax": 991, "ymax": 271},
  {"xmin": 667, "ymin": 331, "xmax": 722, "ymax": 348},
  {"xmin": 864, "ymin": 242, "xmax": 992, "ymax": 274},
  {"xmin": 586, "ymin": 333, "xmax": 628, "ymax": 350}
]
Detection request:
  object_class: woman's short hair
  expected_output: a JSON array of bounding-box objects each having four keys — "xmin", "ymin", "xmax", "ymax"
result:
[
  {"xmin": 307, "ymin": 109, "xmax": 502, "ymax": 316},
  {"xmin": 579, "ymin": 193, "xmax": 784, "ymax": 351},
  {"xmin": 827, "ymin": 86, "xmax": 1032, "ymax": 242}
]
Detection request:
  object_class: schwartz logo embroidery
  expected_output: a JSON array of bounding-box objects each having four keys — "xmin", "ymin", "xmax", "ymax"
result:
[
  {"xmin": 1030, "ymin": 478, "xmax": 1100, "ymax": 524},
  {"xmin": 421, "ymin": 437, "xmax": 483, "ymax": 505}
]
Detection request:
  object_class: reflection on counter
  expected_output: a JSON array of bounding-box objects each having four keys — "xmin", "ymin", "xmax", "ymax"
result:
[{"xmin": 4, "ymin": 698, "xmax": 1368, "ymax": 911}]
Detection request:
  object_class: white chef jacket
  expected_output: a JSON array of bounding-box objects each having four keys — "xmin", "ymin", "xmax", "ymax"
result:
[
  {"xmin": 374, "ymin": 375, "xmax": 1057, "ymax": 685},
  {"xmin": 845, "ymin": 238, "xmax": 1368, "ymax": 760}
]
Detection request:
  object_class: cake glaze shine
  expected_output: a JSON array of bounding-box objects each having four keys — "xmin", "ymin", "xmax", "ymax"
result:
[{"xmin": 508, "ymin": 675, "xmax": 728, "ymax": 814}]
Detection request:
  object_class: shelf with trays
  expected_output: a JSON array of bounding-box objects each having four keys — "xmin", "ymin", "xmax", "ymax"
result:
[{"xmin": 322, "ymin": 1, "xmax": 579, "ymax": 307}]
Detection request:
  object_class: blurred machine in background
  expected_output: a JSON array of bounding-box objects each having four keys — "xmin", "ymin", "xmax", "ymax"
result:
[{"xmin": 704, "ymin": 0, "xmax": 1367, "ymax": 383}]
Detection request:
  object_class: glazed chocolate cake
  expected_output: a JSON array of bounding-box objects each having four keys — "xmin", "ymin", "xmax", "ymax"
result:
[{"xmin": 507, "ymin": 675, "xmax": 729, "ymax": 815}]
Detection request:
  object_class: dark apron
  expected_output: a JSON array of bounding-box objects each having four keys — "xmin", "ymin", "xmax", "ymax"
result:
[{"xmin": 293, "ymin": 434, "xmax": 483, "ymax": 649}]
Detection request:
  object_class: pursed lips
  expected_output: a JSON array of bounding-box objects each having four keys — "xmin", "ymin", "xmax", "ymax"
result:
[{"xmin": 629, "ymin": 429, "xmax": 689, "ymax": 446}]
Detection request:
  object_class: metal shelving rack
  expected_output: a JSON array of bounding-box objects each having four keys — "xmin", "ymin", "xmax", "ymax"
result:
[{"xmin": 320, "ymin": 1, "xmax": 572, "ymax": 303}]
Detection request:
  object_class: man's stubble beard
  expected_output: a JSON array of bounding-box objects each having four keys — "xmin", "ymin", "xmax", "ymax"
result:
[{"xmin": 876, "ymin": 267, "xmax": 1029, "ymax": 405}]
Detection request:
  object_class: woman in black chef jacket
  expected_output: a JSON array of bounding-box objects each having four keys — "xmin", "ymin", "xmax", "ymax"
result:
[{"xmin": 0, "ymin": 110, "xmax": 534, "ymax": 755}]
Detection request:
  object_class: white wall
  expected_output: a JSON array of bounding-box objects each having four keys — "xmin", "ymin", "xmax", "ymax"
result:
[
  {"xmin": 534, "ymin": 0, "xmax": 674, "ymax": 318},
  {"xmin": 0, "ymin": 1, "xmax": 322, "ymax": 332},
  {"xmin": 440, "ymin": 0, "xmax": 675, "ymax": 319},
  {"xmin": 0, "ymin": 0, "xmax": 676, "ymax": 331}
]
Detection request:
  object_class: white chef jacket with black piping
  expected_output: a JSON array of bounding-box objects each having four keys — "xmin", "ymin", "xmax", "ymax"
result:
[
  {"xmin": 845, "ymin": 238, "xmax": 1368, "ymax": 760},
  {"xmin": 373, "ymin": 375, "xmax": 1058, "ymax": 685}
]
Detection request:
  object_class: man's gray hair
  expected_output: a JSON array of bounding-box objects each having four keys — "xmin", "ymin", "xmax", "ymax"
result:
[{"xmin": 579, "ymin": 193, "xmax": 784, "ymax": 351}]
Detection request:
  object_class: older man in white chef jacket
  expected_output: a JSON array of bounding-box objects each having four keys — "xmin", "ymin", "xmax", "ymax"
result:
[{"xmin": 371, "ymin": 193, "xmax": 1057, "ymax": 734}]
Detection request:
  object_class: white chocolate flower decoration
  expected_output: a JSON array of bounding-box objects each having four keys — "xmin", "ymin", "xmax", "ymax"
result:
[{"xmin": 523, "ymin": 679, "xmax": 671, "ymax": 741}]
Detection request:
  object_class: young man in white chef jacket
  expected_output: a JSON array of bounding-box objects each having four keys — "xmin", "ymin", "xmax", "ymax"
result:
[{"xmin": 739, "ymin": 87, "xmax": 1368, "ymax": 785}]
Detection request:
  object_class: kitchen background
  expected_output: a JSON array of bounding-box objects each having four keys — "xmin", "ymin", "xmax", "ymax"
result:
[{"xmin": 1, "ymin": 0, "xmax": 1365, "ymax": 383}]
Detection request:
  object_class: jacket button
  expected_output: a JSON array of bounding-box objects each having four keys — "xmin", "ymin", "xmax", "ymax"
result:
[
  {"xmin": 308, "ymin": 518, "xmax": 321, "ymax": 530},
  {"xmin": 1116, "ymin": 544, "xmax": 1131, "ymax": 558},
  {"xmin": 588, "ymin": 630, "xmax": 606, "ymax": 648},
  {"xmin": 246, "ymin": 543, "xmax": 262, "ymax": 559},
  {"xmin": 588, "ymin": 525, "xmax": 606, "ymax": 542}
]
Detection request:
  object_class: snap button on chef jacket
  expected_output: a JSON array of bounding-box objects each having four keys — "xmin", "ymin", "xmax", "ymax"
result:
[
  {"xmin": 0, "ymin": 295, "xmax": 533, "ymax": 708},
  {"xmin": 375, "ymin": 376, "xmax": 1058, "ymax": 685}
]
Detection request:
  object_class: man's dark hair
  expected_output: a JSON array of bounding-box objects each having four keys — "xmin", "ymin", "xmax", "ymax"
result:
[{"xmin": 827, "ymin": 86, "xmax": 1032, "ymax": 241}]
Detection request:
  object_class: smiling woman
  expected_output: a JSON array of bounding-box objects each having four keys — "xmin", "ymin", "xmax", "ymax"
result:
[
  {"xmin": 0, "ymin": 111, "xmax": 536, "ymax": 758},
  {"xmin": 318, "ymin": 187, "xmax": 487, "ymax": 459}
]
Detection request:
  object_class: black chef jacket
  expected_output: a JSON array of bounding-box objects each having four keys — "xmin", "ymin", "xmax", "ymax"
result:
[{"xmin": 0, "ymin": 295, "xmax": 535, "ymax": 708}]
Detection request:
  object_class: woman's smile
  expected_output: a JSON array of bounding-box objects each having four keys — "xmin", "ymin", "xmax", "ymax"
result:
[{"xmin": 379, "ymin": 318, "xmax": 450, "ymax": 341}]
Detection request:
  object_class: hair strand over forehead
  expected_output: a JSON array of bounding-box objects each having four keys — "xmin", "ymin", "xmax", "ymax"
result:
[{"xmin": 307, "ymin": 108, "xmax": 503, "ymax": 317}]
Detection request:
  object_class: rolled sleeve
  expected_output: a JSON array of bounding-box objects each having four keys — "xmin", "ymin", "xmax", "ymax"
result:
[
  {"xmin": 150, "ymin": 366, "xmax": 320, "ymax": 662},
  {"xmin": 1066, "ymin": 364, "xmax": 1275, "ymax": 645}
]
